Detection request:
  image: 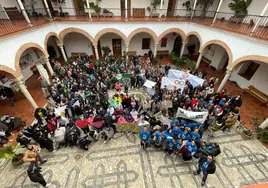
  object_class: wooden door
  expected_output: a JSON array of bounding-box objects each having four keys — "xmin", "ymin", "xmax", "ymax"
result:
[
  {"xmin": 97, "ymin": 40, "xmax": 102, "ymax": 59},
  {"xmin": 127, "ymin": 0, "xmax": 131, "ymax": 18},
  {"xmin": 121, "ymin": 0, "xmax": 125, "ymax": 17},
  {"xmin": 73, "ymin": 0, "xmax": 85, "ymax": 16},
  {"xmin": 167, "ymin": 0, "xmax": 176, "ymax": 17},
  {"xmin": 172, "ymin": 36, "xmax": 182, "ymax": 55},
  {"xmin": 112, "ymin": 39, "xmax": 122, "ymax": 57}
]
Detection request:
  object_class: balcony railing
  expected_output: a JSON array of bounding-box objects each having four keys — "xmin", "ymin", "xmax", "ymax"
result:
[
  {"xmin": 1, "ymin": 7, "xmax": 268, "ymax": 41},
  {"xmin": 0, "ymin": 8, "xmax": 49, "ymax": 37}
]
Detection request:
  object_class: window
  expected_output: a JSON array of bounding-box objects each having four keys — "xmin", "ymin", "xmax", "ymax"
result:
[
  {"xmin": 238, "ymin": 61, "xmax": 260, "ymax": 80},
  {"xmin": 142, "ymin": 38, "xmax": 151, "ymax": 49}
]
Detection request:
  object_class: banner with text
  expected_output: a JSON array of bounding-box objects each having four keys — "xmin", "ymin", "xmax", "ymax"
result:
[{"xmin": 176, "ymin": 108, "xmax": 209, "ymax": 124}]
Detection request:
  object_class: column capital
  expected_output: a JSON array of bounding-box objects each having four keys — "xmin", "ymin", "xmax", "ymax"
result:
[
  {"xmin": 154, "ymin": 43, "xmax": 159, "ymax": 47},
  {"xmin": 198, "ymin": 51, "xmax": 204, "ymax": 55},
  {"xmin": 226, "ymin": 69, "xmax": 232, "ymax": 74},
  {"xmin": 93, "ymin": 44, "xmax": 98, "ymax": 48},
  {"xmin": 57, "ymin": 43, "xmax": 64, "ymax": 48}
]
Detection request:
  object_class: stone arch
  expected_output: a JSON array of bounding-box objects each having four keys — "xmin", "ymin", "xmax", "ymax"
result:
[
  {"xmin": 58, "ymin": 27, "xmax": 94, "ymax": 44},
  {"xmin": 0, "ymin": 65, "xmax": 21, "ymax": 78},
  {"xmin": 44, "ymin": 32, "xmax": 60, "ymax": 54},
  {"xmin": 94, "ymin": 28, "xmax": 128, "ymax": 46},
  {"xmin": 127, "ymin": 28, "xmax": 158, "ymax": 44},
  {"xmin": 14, "ymin": 43, "xmax": 48, "ymax": 75},
  {"xmin": 186, "ymin": 31, "xmax": 202, "ymax": 49},
  {"xmin": 158, "ymin": 28, "xmax": 187, "ymax": 44},
  {"xmin": 200, "ymin": 40, "xmax": 233, "ymax": 66},
  {"xmin": 228, "ymin": 55, "xmax": 268, "ymax": 70}
]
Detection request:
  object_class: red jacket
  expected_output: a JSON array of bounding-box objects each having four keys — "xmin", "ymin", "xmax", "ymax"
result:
[{"xmin": 47, "ymin": 117, "xmax": 57, "ymax": 131}]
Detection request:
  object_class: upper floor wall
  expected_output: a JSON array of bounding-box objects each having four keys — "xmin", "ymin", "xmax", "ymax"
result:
[{"xmin": 0, "ymin": 20, "xmax": 268, "ymax": 74}]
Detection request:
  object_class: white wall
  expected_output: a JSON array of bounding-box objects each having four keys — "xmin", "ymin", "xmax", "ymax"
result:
[
  {"xmin": 0, "ymin": 0, "xmax": 19, "ymax": 8},
  {"xmin": 229, "ymin": 61, "xmax": 268, "ymax": 94},
  {"xmin": 23, "ymin": 0, "xmax": 47, "ymax": 16},
  {"xmin": 98, "ymin": 0, "xmax": 121, "ymax": 16},
  {"xmin": 157, "ymin": 33, "xmax": 176, "ymax": 52},
  {"xmin": 99, "ymin": 33, "xmax": 126, "ymax": 56},
  {"xmin": 64, "ymin": 33, "xmax": 94, "ymax": 57},
  {"xmin": 131, "ymin": 0, "xmax": 168, "ymax": 17},
  {"xmin": 53, "ymin": 0, "xmax": 76, "ymax": 16},
  {"xmin": 129, "ymin": 32, "xmax": 154, "ymax": 56},
  {"xmin": 203, "ymin": 44, "xmax": 228, "ymax": 70}
]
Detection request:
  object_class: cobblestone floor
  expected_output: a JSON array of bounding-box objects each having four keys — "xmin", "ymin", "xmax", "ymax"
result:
[{"xmin": 0, "ymin": 127, "xmax": 267, "ymax": 188}]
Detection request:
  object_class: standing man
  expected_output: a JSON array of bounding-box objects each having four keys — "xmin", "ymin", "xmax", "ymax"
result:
[
  {"xmin": 139, "ymin": 126, "xmax": 151, "ymax": 150},
  {"xmin": 194, "ymin": 155, "xmax": 216, "ymax": 186},
  {"xmin": 27, "ymin": 168, "xmax": 51, "ymax": 187},
  {"xmin": 4, "ymin": 86, "xmax": 15, "ymax": 106},
  {"xmin": 23, "ymin": 144, "xmax": 47, "ymax": 172}
]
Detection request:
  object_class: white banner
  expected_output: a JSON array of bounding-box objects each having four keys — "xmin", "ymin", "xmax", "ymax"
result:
[
  {"xmin": 72, "ymin": 100, "xmax": 80, "ymax": 107},
  {"xmin": 55, "ymin": 105, "xmax": 67, "ymax": 117},
  {"xmin": 176, "ymin": 108, "xmax": 209, "ymax": 124},
  {"xmin": 143, "ymin": 80, "xmax": 156, "ymax": 88},
  {"xmin": 167, "ymin": 69, "xmax": 204, "ymax": 88},
  {"xmin": 161, "ymin": 77, "xmax": 185, "ymax": 92},
  {"xmin": 160, "ymin": 115, "xmax": 172, "ymax": 126}
]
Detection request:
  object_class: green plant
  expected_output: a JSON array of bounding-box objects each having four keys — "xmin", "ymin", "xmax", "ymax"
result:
[
  {"xmin": 89, "ymin": 2, "xmax": 101, "ymax": 13},
  {"xmin": 93, "ymin": 60, "xmax": 101, "ymax": 67},
  {"xmin": 152, "ymin": 57, "xmax": 159, "ymax": 66},
  {"xmin": 183, "ymin": 0, "xmax": 215, "ymax": 17},
  {"xmin": 169, "ymin": 53, "xmax": 187, "ymax": 68},
  {"xmin": 186, "ymin": 59, "xmax": 197, "ymax": 71},
  {"xmin": 101, "ymin": 46, "xmax": 111, "ymax": 57},
  {"xmin": 229, "ymin": 0, "xmax": 252, "ymax": 18},
  {"xmin": 103, "ymin": 9, "xmax": 111, "ymax": 14},
  {"xmin": 51, "ymin": 0, "xmax": 66, "ymax": 14},
  {"xmin": 151, "ymin": 0, "xmax": 161, "ymax": 10},
  {"xmin": 0, "ymin": 144, "xmax": 22, "ymax": 159}
]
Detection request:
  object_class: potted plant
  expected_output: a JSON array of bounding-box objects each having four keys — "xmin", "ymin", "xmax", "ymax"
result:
[
  {"xmin": 152, "ymin": 57, "xmax": 159, "ymax": 66},
  {"xmin": 183, "ymin": 0, "xmax": 215, "ymax": 18},
  {"xmin": 150, "ymin": 0, "xmax": 161, "ymax": 17},
  {"xmin": 0, "ymin": 144, "xmax": 24, "ymax": 166},
  {"xmin": 241, "ymin": 129, "xmax": 253, "ymax": 139},
  {"xmin": 51, "ymin": 0, "xmax": 66, "ymax": 17},
  {"xmin": 228, "ymin": 0, "xmax": 252, "ymax": 19},
  {"xmin": 101, "ymin": 46, "xmax": 111, "ymax": 57}
]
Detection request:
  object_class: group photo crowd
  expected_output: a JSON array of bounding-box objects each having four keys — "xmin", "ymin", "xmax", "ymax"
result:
[{"xmin": 0, "ymin": 53, "xmax": 244, "ymax": 187}]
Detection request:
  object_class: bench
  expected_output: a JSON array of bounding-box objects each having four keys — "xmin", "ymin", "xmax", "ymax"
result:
[{"xmin": 247, "ymin": 85, "xmax": 268, "ymax": 105}]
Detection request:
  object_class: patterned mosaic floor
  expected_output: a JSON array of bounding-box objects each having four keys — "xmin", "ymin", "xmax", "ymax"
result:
[{"xmin": 0, "ymin": 127, "xmax": 267, "ymax": 188}]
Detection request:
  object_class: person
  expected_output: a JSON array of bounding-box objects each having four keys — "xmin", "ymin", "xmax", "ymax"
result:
[
  {"xmin": 4, "ymin": 87, "xmax": 15, "ymax": 106},
  {"xmin": 27, "ymin": 168, "xmax": 51, "ymax": 187},
  {"xmin": 23, "ymin": 144, "xmax": 47, "ymax": 172},
  {"xmin": 139, "ymin": 126, "xmax": 151, "ymax": 150},
  {"xmin": 194, "ymin": 155, "xmax": 216, "ymax": 186}
]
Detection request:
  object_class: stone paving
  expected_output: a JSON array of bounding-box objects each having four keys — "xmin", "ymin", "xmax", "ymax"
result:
[{"xmin": 0, "ymin": 126, "xmax": 268, "ymax": 188}]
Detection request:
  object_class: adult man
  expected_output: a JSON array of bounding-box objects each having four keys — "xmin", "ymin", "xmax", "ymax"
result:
[
  {"xmin": 139, "ymin": 127, "xmax": 151, "ymax": 150},
  {"xmin": 23, "ymin": 144, "xmax": 47, "ymax": 172},
  {"xmin": 194, "ymin": 155, "xmax": 216, "ymax": 186}
]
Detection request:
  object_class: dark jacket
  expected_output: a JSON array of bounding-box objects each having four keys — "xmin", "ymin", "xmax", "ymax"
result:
[{"xmin": 198, "ymin": 155, "xmax": 216, "ymax": 174}]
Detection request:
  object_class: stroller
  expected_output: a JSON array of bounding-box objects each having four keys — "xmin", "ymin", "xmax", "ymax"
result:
[
  {"xmin": 77, "ymin": 135, "xmax": 93, "ymax": 150},
  {"xmin": 66, "ymin": 123, "xmax": 81, "ymax": 146},
  {"xmin": 0, "ymin": 115, "xmax": 25, "ymax": 130}
]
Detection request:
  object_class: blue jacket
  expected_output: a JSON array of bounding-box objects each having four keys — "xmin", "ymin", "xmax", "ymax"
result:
[{"xmin": 139, "ymin": 130, "xmax": 151, "ymax": 142}]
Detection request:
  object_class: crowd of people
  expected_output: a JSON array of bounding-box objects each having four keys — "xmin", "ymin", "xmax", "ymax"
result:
[{"xmin": 0, "ymin": 52, "xmax": 243, "ymax": 187}]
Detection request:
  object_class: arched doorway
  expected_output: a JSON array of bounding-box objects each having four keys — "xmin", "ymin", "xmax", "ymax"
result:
[
  {"xmin": 185, "ymin": 35, "xmax": 200, "ymax": 57},
  {"xmin": 17, "ymin": 47, "xmax": 49, "ymax": 108},
  {"xmin": 63, "ymin": 32, "xmax": 95, "ymax": 60},
  {"xmin": 172, "ymin": 36, "xmax": 182, "ymax": 55},
  {"xmin": 128, "ymin": 28, "xmax": 158, "ymax": 60},
  {"xmin": 94, "ymin": 29, "xmax": 128, "ymax": 59}
]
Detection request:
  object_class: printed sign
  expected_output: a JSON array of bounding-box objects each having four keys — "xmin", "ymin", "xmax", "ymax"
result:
[{"xmin": 176, "ymin": 108, "xmax": 209, "ymax": 124}]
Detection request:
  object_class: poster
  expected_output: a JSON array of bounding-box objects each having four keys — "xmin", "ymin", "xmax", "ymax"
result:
[
  {"xmin": 161, "ymin": 77, "xmax": 185, "ymax": 92},
  {"xmin": 55, "ymin": 105, "xmax": 67, "ymax": 117},
  {"xmin": 161, "ymin": 37, "xmax": 168, "ymax": 47}
]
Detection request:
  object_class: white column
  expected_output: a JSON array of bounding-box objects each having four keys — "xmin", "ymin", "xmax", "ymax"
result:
[
  {"xmin": 44, "ymin": 55, "xmax": 54, "ymax": 75},
  {"xmin": 180, "ymin": 42, "xmax": 187, "ymax": 58},
  {"xmin": 191, "ymin": 0, "xmax": 198, "ymax": 20},
  {"xmin": 195, "ymin": 52, "xmax": 204, "ymax": 69},
  {"xmin": 17, "ymin": 0, "xmax": 32, "ymax": 26},
  {"xmin": 250, "ymin": 2, "xmax": 268, "ymax": 35},
  {"xmin": 260, "ymin": 118, "xmax": 268, "ymax": 129},
  {"xmin": 154, "ymin": 44, "xmax": 158, "ymax": 57},
  {"xmin": 217, "ymin": 70, "xmax": 232, "ymax": 93},
  {"xmin": 212, "ymin": 0, "xmax": 224, "ymax": 25},
  {"xmin": 58, "ymin": 44, "xmax": 67, "ymax": 62},
  {"xmin": 94, "ymin": 45, "xmax": 99, "ymax": 60},
  {"xmin": 125, "ymin": 0, "xmax": 128, "ymax": 21},
  {"xmin": 43, "ymin": 0, "xmax": 52, "ymax": 18},
  {"xmin": 86, "ymin": 0, "xmax": 92, "ymax": 20},
  {"xmin": 125, "ymin": 44, "xmax": 129, "ymax": 61},
  {"xmin": 16, "ymin": 76, "xmax": 38, "ymax": 109},
  {"xmin": 158, "ymin": 0, "xmax": 164, "ymax": 20},
  {"xmin": 36, "ymin": 63, "xmax": 50, "ymax": 85}
]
